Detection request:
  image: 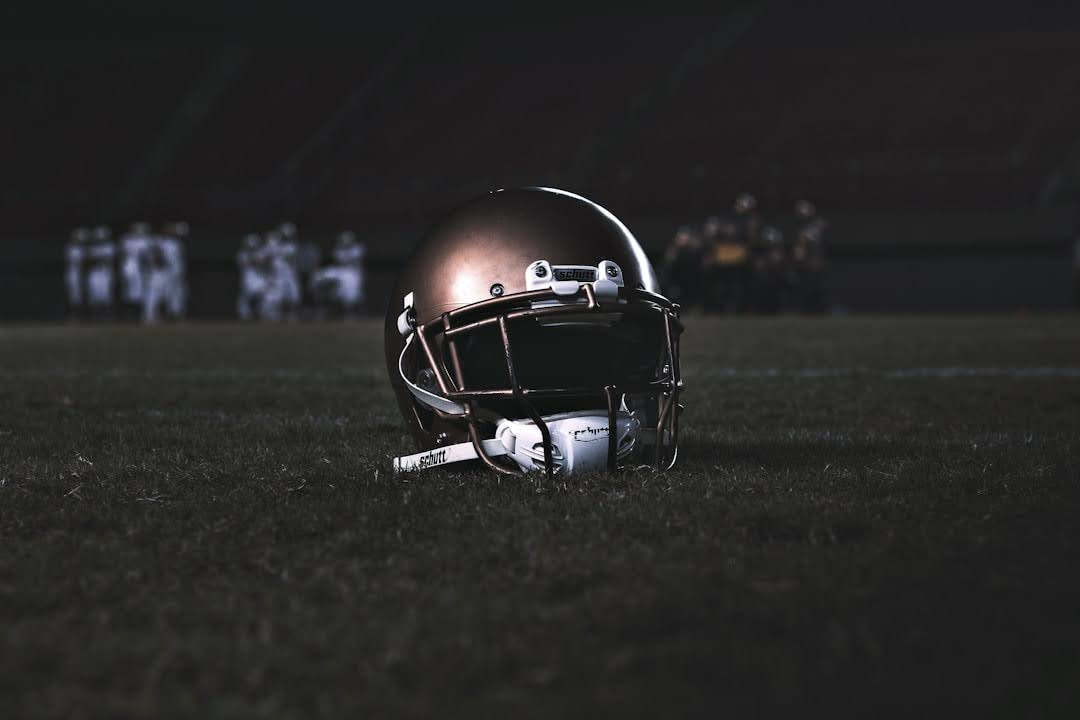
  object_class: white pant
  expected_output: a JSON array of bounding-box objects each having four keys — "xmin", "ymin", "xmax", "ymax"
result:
[
  {"xmin": 278, "ymin": 269, "xmax": 301, "ymax": 307},
  {"xmin": 86, "ymin": 268, "xmax": 114, "ymax": 308},
  {"xmin": 142, "ymin": 270, "xmax": 177, "ymax": 323},
  {"xmin": 313, "ymin": 266, "xmax": 363, "ymax": 307},
  {"xmin": 338, "ymin": 267, "xmax": 364, "ymax": 306},
  {"xmin": 167, "ymin": 272, "xmax": 187, "ymax": 317},
  {"xmin": 237, "ymin": 270, "xmax": 266, "ymax": 320},
  {"xmin": 121, "ymin": 259, "xmax": 145, "ymax": 304},
  {"xmin": 65, "ymin": 268, "xmax": 82, "ymax": 307}
]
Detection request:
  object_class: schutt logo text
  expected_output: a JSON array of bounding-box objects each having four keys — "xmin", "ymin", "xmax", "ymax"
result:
[
  {"xmin": 554, "ymin": 268, "xmax": 597, "ymax": 282},
  {"xmin": 415, "ymin": 449, "xmax": 447, "ymax": 469},
  {"xmin": 571, "ymin": 426, "xmax": 609, "ymax": 442}
]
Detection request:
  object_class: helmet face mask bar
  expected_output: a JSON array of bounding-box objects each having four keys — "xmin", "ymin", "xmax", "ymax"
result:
[{"xmin": 392, "ymin": 259, "xmax": 683, "ymax": 477}]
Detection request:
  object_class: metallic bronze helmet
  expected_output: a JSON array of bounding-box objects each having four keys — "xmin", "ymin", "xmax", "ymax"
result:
[{"xmin": 384, "ymin": 187, "xmax": 684, "ymax": 477}]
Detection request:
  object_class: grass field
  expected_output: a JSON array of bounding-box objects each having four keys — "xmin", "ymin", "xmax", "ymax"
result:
[{"xmin": 2, "ymin": 316, "xmax": 1079, "ymax": 718}]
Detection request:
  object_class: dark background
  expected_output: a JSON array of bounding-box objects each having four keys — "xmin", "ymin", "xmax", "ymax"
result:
[{"xmin": 2, "ymin": 1, "xmax": 1080, "ymax": 319}]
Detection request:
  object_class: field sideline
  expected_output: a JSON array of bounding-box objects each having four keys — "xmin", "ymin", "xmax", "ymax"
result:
[{"xmin": 1, "ymin": 316, "xmax": 1079, "ymax": 717}]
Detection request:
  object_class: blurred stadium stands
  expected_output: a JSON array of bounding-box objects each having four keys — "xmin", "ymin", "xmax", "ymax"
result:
[{"xmin": 1, "ymin": 3, "xmax": 1079, "ymax": 318}]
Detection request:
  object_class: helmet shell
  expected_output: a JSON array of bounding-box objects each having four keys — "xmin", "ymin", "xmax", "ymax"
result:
[{"xmin": 384, "ymin": 187, "xmax": 662, "ymax": 448}]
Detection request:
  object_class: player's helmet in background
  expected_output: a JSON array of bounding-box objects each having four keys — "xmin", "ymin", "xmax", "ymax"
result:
[
  {"xmin": 761, "ymin": 226, "xmax": 784, "ymax": 245},
  {"xmin": 702, "ymin": 215, "xmax": 722, "ymax": 238},
  {"xmin": 384, "ymin": 187, "xmax": 684, "ymax": 477},
  {"xmin": 243, "ymin": 233, "xmax": 261, "ymax": 250},
  {"xmin": 734, "ymin": 193, "xmax": 757, "ymax": 214},
  {"xmin": 163, "ymin": 221, "xmax": 190, "ymax": 239},
  {"xmin": 92, "ymin": 225, "xmax": 111, "ymax": 242}
]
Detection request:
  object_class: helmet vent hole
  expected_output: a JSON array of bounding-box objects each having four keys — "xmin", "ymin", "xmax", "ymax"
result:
[
  {"xmin": 489, "ymin": 283, "xmax": 505, "ymax": 297},
  {"xmin": 532, "ymin": 443, "xmax": 563, "ymax": 461}
]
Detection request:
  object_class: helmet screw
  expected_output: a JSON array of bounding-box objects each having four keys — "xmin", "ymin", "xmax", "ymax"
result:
[
  {"xmin": 489, "ymin": 283, "xmax": 505, "ymax": 297},
  {"xmin": 606, "ymin": 265, "xmax": 619, "ymax": 277},
  {"xmin": 534, "ymin": 265, "xmax": 547, "ymax": 278},
  {"xmin": 417, "ymin": 369, "xmax": 436, "ymax": 390}
]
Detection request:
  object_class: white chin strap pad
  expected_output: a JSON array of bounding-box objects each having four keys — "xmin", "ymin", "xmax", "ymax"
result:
[
  {"xmin": 392, "ymin": 410, "xmax": 640, "ymax": 475},
  {"xmin": 496, "ymin": 410, "xmax": 639, "ymax": 474}
]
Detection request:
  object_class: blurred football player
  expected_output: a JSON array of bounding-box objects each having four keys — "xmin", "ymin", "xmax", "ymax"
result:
[
  {"xmin": 660, "ymin": 225, "xmax": 703, "ymax": 311},
  {"xmin": 701, "ymin": 215, "xmax": 747, "ymax": 314},
  {"xmin": 295, "ymin": 233, "xmax": 323, "ymax": 316},
  {"xmin": 311, "ymin": 230, "xmax": 366, "ymax": 320},
  {"xmin": 733, "ymin": 193, "xmax": 761, "ymax": 310},
  {"xmin": 143, "ymin": 222, "xmax": 188, "ymax": 323},
  {"xmin": 141, "ymin": 235, "xmax": 172, "ymax": 324},
  {"xmin": 85, "ymin": 225, "xmax": 116, "ymax": 320},
  {"xmin": 751, "ymin": 225, "xmax": 789, "ymax": 314},
  {"xmin": 162, "ymin": 221, "xmax": 189, "ymax": 319},
  {"xmin": 733, "ymin": 192, "xmax": 761, "ymax": 245},
  {"xmin": 64, "ymin": 227, "xmax": 90, "ymax": 321},
  {"xmin": 119, "ymin": 221, "xmax": 153, "ymax": 321},
  {"xmin": 792, "ymin": 222, "xmax": 828, "ymax": 314},
  {"xmin": 257, "ymin": 230, "xmax": 286, "ymax": 321},
  {"xmin": 275, "ymin": 222, "xmax": 302, "ymax": 320},
  {"xmin": 236, "ymin": 233, "xmax": 266, "ymax": 320},
  {"xmin": 794, "ymin": 199, "xmax": 816, "ymax": 224},
  {"xmin": 791, "ymin": 199, "xmax": 828, "ymax": 313},
  {"xmin": 792, "ymin": 199, "xmax": 821, "ymax": 249}
]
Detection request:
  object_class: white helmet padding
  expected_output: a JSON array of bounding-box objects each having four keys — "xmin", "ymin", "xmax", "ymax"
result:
[{"xmin": 495, "ymin": 410, "xmax": 639, "ymax": 474}]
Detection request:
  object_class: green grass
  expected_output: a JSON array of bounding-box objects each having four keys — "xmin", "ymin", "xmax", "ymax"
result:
[{"xmin": 1, "ymin": 316, "xmax": 1079, "ymax": 718}]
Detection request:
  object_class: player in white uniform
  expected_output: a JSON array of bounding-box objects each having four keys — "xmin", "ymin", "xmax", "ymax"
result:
[
  {"xmin": 296, "ymin": 234, "xmax": 323, "ymax": 316},
  {"xmin": 334, "ymin": 230, "xmax": 366, "ymax": 317},
  {"xmin": 236, "ymin": 233, "xmax": 266, "ymax": 320},
  {"xmin": 276, "ymin": 222, "xmax": 302, "ymax": 320},
  {"xmin": 160, "ymin": 221, "xmax": 189, "ymax": 319},
  {"xmin": 142, "ymin": 236, "xmax": 172, "ymax": 324},
  {"xmin": 311, "ymin": 230, "xmax": 366, "ymax": 319},
  {"xmin": 119, "ymin": 221, "xmax": 153, "ymax": 321},
  {"xmin": 85, "ymin": 225, "xmax": 116, "ymax": 320},
  {"xmin": 64, "ymin": 227, "xmax": 90, "ymax": 321},
  {"xmin": 257, "ymin": 230, "xmax": 286, "ymax": 322}
]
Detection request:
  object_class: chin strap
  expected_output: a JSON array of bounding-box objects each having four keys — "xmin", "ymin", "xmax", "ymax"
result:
[{"xmin": 393, "ymin": 438, "xmax": 510, "ymax": 473}]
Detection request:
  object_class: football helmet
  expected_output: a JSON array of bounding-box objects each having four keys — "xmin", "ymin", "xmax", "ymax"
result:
[
  {"xmin": 794, "ymin": 199, "xmax": 816, "ymax": 220},
  {"xmin": 734, "ymin": 193, "xmax": 757, "ymax": 214},
  {"xmin": 384, "ymin": 187, "xmax": 684, "ymax": 477}
]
